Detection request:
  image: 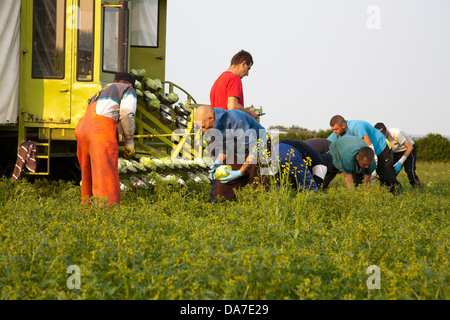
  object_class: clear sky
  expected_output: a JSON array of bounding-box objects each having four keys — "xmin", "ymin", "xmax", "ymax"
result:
[{"xmin": 165, "ymin": 0, "xmax": 450, "ymax": 137}]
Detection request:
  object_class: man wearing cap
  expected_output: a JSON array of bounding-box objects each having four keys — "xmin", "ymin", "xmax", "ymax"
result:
[
  {"xmin": 374, "ymin": 122, "xmax": 421, "ymax": 188},
  {"xmin": 273, "ymin": 139, "xmax": 333, "ymax": 191},
  {"xmin": 327, "ymin": 115, "xmax": 402, "ymax": 194},
  {"xmin": 75, "ymin": 72, "xmax": 137, "ymax": 205},
  {"xmin": 329, "ymin": 135, "xmax": 377, "ymax": 189}
]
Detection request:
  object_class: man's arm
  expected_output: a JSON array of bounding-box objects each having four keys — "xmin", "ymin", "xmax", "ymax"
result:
[
  {"xmin": 393, "ymin": 138, "xmax": 414, "ymax": 173},
  {"xmin": 362, "ymin": 133, "xmax": 377, "ymax": 163},
  {"xmin": 363, "ymin": 174, "xmax": 371, "ymax": 187},
  {"xmin": 214, "ymin": 153, "xmax": 226, "ymax": 164},
  {"xmin": 119, "ymin": 93, "xmax": 137, "ymax": 159},
  {"xmin": 401, "ymin": 139, "xmax": 414, "ymax": 159},
  {"xmin": 343, "ymin": 172, "xmax": 354, "ymax": 189},
  {"xmin": 119, "ymin": 93, "xmax": 137, "ymax": 148},
  {"xmin": 239, "ymin": 154, "xmax": 257, "ymax": 175},
  {"xmin": 227, "ymin": 96, "xmax": 259, "ymax": 120},
  {"xmin": 362, "ymin": 134, "xmax": 373, "ymax": 149}
]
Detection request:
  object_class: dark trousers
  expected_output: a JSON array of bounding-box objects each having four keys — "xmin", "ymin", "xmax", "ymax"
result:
[
  {"xmin": 376, "ymin": 144, "xmax": 402, "ymax": 194},
  {"xmin": 322, "ymin": 164, "xmax": 340, "ymax": 190},
  {"xmin": 394, "ymin": 145, "xmax": 420, "ymax": 187},
  {"xmin": 352, "ymin": 172, "xmax": 366, "ymax": 187}
]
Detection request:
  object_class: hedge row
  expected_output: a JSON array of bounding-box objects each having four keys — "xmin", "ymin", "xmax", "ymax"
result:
[
  {"xmin": 414, "ymin": 133, "xmax": 450, "ymax": 163},
  {"xmin": 271, "ymin": 127, "xmax": 450, "ymax": 163}
]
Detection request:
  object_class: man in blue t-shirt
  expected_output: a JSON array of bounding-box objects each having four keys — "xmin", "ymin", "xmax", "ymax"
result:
[
  {"xmin": 194, "ymin": 105, "xmax": 269, "ymax": 201},
  {"xmin": 329, "ymin": 135, "xmax": 376, "ymax": 188},
  {"xmin": 327, "ymin": 115, "xmax": 401, "ymax": 194}
]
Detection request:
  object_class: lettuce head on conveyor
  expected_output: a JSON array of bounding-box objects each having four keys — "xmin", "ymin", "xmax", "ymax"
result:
[
  {"xmin": 145, "ymin": 78, "xmax": 162, "ymax": 92},
  {"xmin": 168, "ymin": 92, "xmax": 179, "ymax": 103}
]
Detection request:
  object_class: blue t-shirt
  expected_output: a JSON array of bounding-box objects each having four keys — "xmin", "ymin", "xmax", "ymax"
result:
[
  {"xmin": 327, "ymin": 120, "xmax": 386, "ymax": 155},
  {"xmin": 213, "ymin": 108, "xmax": 265, "ymax": 135},
  {"xmin": 208, "ymin": 108, "xmax": 267, "ymax": 159},
  {"xmin": 329, "ymin": 135, "xmax": 376, "ymax": 175}
]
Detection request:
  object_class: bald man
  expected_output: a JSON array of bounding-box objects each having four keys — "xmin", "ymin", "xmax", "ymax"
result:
[{"xmin": 194, "ymin": 105, "xmax": 269, "ymax": 201}]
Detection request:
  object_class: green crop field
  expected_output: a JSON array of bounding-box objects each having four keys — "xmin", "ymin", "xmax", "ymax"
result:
[{"xmin": 0, "ymin": 162, "xmax": 448, "ymax": 300}]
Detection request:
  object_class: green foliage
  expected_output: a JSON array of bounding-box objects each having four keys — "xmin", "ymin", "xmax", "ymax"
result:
[
  {"xmin": 0, "ymin": 162, "xmax": 449, "ymax": 300},
  {"xmin": 315, "ymin": 129, "xmax": 333, "ymax": 139},
  {"xmin": 269, "ymin": 125, "xmax": 333, "ymax": 141},
  {"xmin": 415, "ymin": 133, "xmax": 450, "ymax": 163}
]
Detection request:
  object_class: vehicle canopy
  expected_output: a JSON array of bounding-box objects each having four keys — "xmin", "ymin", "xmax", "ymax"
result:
[{"xmin": 0, "ymin": 0, "xmax": 20, "ymax": 124}]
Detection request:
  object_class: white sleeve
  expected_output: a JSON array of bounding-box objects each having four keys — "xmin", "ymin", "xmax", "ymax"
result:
[
  {"xmin": 389, "ymin": 128, "xmax": 406, "ymax": 146},
  {"xmin": 120, "ymin": 92, "xmax": 137, "ymax": 115},
  {"xmin": 397, "ymin": 132, "xmax": 407, "ymax": 146},
  {"xmin": 312, "ymin": 164, "xmax": 328, "ymax": 180}
]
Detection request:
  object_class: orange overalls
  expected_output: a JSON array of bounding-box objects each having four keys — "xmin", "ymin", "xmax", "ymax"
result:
[{"xmin": 75, "ymin": 98, "xmax": 120, "ymax": 205}]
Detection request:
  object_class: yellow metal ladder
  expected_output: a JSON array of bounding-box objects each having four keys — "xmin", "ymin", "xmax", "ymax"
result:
[{"xmin": 23, "ymin": 127, "xmax": 51, "ymax": 176}]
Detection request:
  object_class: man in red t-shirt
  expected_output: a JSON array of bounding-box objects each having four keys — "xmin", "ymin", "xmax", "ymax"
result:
[{"xmin": 210, "ymin": 50, "xmax": 259, "ymax": 120}]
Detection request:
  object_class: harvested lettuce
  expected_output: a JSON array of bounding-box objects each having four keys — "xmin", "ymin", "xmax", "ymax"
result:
[
  {"xmin": 168, "ymin": 92, "xmax": 179, "ymax": 103},
  {"xmin": 215, "ymin": 165, "xmax": 232, "ymax": 179},
  {"xmin": 144, "ymin": 91, "xmax": 157, "ymax": 100}
]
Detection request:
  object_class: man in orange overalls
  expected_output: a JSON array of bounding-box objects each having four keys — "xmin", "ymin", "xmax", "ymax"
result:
[{"xmin": 75, "ymin": 72, "xmax": 137, "ymax": 205}]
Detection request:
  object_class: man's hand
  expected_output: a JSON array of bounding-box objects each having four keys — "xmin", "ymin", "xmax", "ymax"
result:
[
  {"xmin": 393, "ymin": 162, "xmax": 403, "ymax": 174},
  {"xmin": 209, "ymin": 160, "xmax": 222, "ymax": 179},
  {"xmin": 343, "ymin": 172, "xmax": 354, "ymax": 189},
  {"xmin": 246, "ymin": 108, "xmax": 259, "ymax": 121},
  {"xmin": 219, "ymin": 169, "xmax": 243, "ymax": 183},
  {"xmin": 124, "ymin": 147, "xmax": 135, "ymax": 159}
]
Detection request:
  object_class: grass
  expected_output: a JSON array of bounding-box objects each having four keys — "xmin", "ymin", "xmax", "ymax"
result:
[{"xmin": 0, "ymin": 162, "xmax": 448, "ymax": 300}]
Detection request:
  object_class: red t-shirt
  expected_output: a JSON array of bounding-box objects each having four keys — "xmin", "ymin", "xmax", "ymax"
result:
[{"xmin": 210, "ymin": 71, "xmax": 244, "ymax": 110}]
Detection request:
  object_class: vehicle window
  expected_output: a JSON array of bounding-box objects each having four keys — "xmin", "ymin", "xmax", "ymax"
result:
[
  {"xmin": 32, "ymin": 0, "xmax": 66, "ymax": 79},
  {"xmin": 130, "ymin": 0, "xmax": 159, "ymax": 47},
  {"xmin": 103, "ymin": 7, "xmax": 119, "ymax": 72},
  {"xmin": 77, "ymin": 0, "xmax": 95, "ymax": 81}
]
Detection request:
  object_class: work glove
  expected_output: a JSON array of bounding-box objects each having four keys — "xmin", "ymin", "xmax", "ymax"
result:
[
  {"xmin": 209, "ymin": 160, "xmax": 222, "ymax": 180},
  {"xmin": 219, "ymin": 169, "xmax": 243, "ymax": 184},
  {"xmin": 370, "ymin": 170, "xmax": 377, "ymax": 181},
  {"xmin": 393, "ymin": 162, "xmax": 403, "ymax": 174},
  {"xmin": 124, "ymin": 147, "xmax": 135, "ymax": 160}
]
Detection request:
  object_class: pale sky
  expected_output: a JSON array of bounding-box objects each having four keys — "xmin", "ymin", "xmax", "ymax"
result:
[{"xmin": 165, "ymin": 0, "xmax": 450, "ymax": 137}]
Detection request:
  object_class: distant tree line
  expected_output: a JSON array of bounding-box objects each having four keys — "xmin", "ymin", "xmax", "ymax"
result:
[
  {"xmin": 269, "ymin": 125, "xmax": 333, "ymax": 141},
  {"xmin": 269, "ymin": 126, "xmax": 450, "ymax": 163},
  {"xmin": 414, "ymin": 133, "xmax": 450, "ymax": 163}
]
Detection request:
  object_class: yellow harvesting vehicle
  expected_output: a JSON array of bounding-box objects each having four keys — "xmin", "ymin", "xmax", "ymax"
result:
[{"xmin": 0, "ymin": 0, "xmax": 204, "ymax": 181}]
